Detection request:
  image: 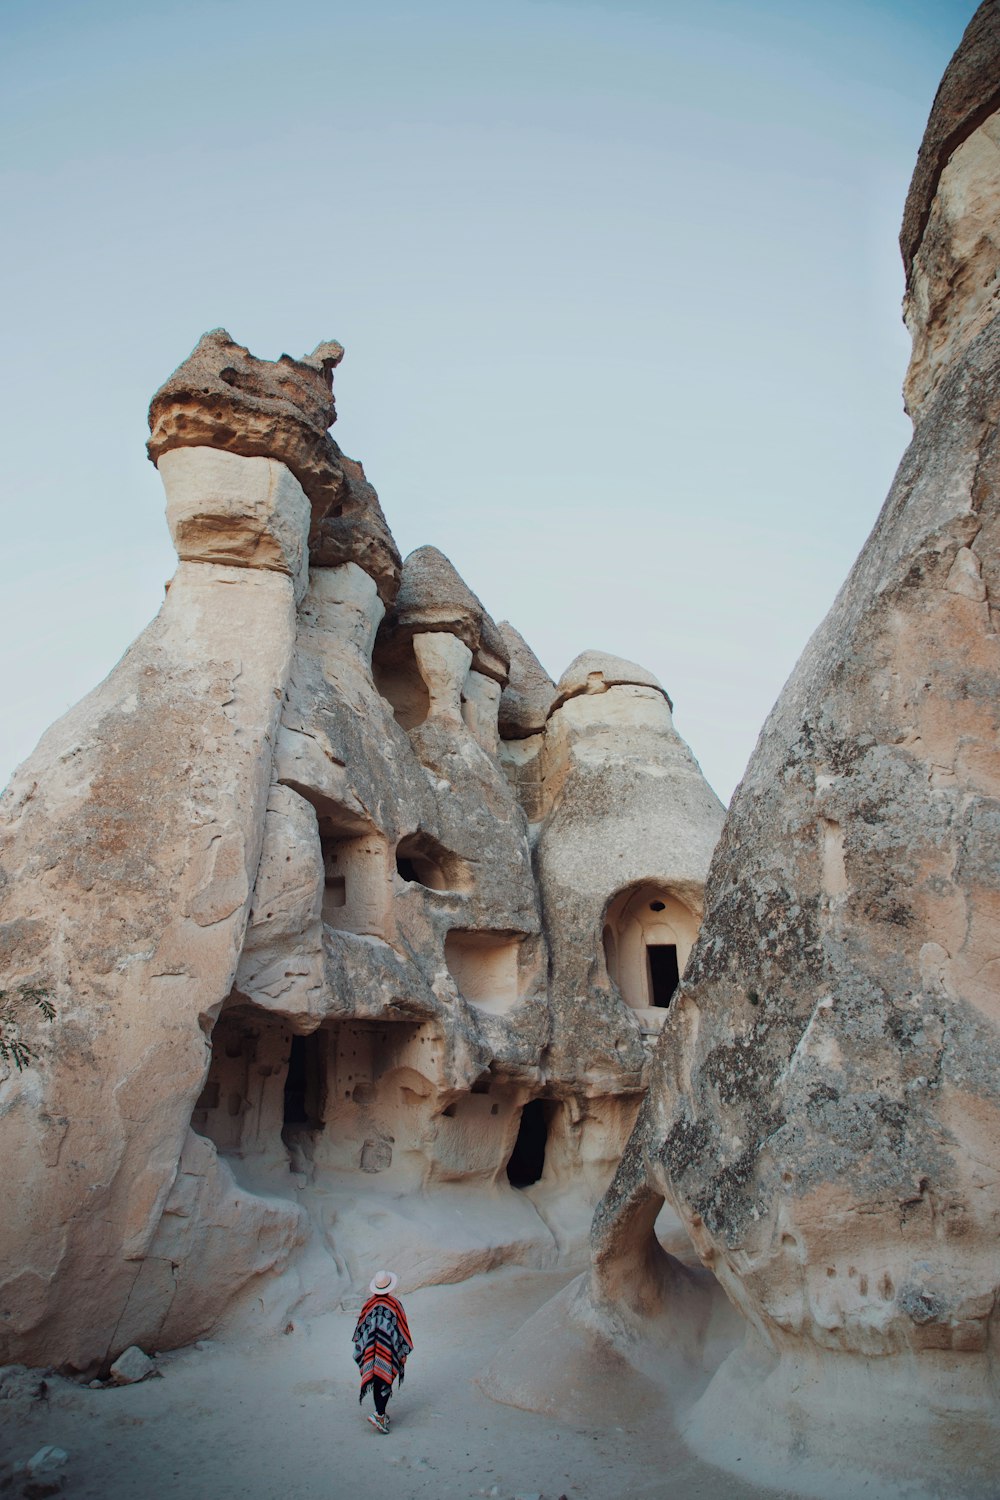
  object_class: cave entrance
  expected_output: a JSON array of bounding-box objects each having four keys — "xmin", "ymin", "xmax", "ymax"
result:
[
  {"xmin": 506, "ymin": 1099, "xmax": 548, "ymax": 1188},
  {"xmin": 647, "ymin": 944, "xmax": 679, "ymax": 1008},
  {"xmin": 283, "ymin": 1033, "xmax": 325, "ymax": 1130},
  {"xmin": 395, "ymin": 831, "xmax": 472, "ymax": 893},
  {"xmin": 193, "ymin": 1008, "xmax": 327, "ymax": 1163},
  {"xmin": 602, "ymin": 884, "xmax": 698, "ymax": 1013}
]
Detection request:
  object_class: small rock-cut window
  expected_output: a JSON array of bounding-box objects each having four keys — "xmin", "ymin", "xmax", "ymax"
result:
[
  {"xmin": 395, "ymin": 832, "xmax": 472, "ymax": 893},
  {"xmin": 318, "ymin": 823, "xmax": 388, "ymax": 939},
  {"xmin": 445, "ymin": 929, "xmax": 522, "ymax": 1014}
]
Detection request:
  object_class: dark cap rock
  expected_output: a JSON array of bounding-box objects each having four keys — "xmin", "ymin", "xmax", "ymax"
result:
[
  {"xmin": 497, "ymin": 622, "xmax": 556, "ymax": 738},
  {"xmin": 147, "ymin": 329, "xmax": 401, "ymax": 602},
  {"xmin": 148, "ymin": 330, "xmax": 347, "ymax": 523},
  {"xmin": 379, "ymin": 546, "xmax": 509, "ymax": 684},
  {"xmin": 309, "ymin": 451, "xmax": 402, "ymax": 607},
  {"xmin": 900, "ymin": 1, "xmax": 1000, "ymax": 284}
]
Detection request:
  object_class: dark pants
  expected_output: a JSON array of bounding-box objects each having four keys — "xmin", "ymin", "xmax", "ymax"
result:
[{"xmin": 372, "ymin": 1377, "xmax": 391, "ymax": 1415}]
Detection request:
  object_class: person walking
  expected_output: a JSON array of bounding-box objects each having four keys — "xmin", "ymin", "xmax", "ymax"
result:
[{"xmin": 352, "ymin": 1269, "xmax": 414, "ymax": 1434}]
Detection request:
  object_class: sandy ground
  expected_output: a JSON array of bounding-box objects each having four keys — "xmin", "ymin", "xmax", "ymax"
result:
[{"xmin": 0, "ymin": 1267, "xmax": 795, "ymax": 1500}]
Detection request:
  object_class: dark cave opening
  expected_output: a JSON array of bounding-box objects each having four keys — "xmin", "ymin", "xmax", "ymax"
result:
[
  {"xmin": 648, "ymin": 943, "xmax": 679, "ymax": 1008},
  {"xmin": 283, "ymin": 1033, "xmax": 325, "ymax": 1129},
  {"xmin": 506, "ymin": 1098, "xmax": 548, "ymax": 1188}
]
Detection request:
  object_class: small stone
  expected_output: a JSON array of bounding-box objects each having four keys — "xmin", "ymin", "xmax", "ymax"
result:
[
  {"xmin": 26, "ymin": 1448, "xmax": 69, "ymax": 1476},
  {"xmin": 88, "ymin": 1379, "xmax": 103, "ymax": 1389},
  {"xmin": 109, "ymin": 1347, "xmax": 156, "ymax": 1385}
]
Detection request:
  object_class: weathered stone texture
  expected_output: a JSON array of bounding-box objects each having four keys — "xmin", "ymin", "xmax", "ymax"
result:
[
  {"xmin": 147, "ymin": 329, "xmax": 344, "ymax": 520},
  {"xmin": 902, "ymin": 3, "xmax": 1000, "ymax": 419},
  {"xmin": 0, "ymin": 476, "xmax": 304, "ymax": 1368},
  {"xmin": 550, "ymin": 650, "xmax": 672, "ymax": 711},
  {"xmin": 497, "ymin": 623, "xmax": 555, "ymax": 740},
  {"xmin": 900, "ymin": 0, "xmax": 1000, "ymax": 282},
  {"xmin": 307, "ymin": 452, "xmax": 402, "ymax": 607},
  {"xmin": 0, "ymin": 337, "xmax": 721, "ymax": 1374},
  {"xmin": 148, "ymin": 329, "xmax": 401, "ymax": 602},
  {"xmin": 532, "ymin": 8, "xmax": 1000, "ymax": 1495},
  {"xmin": 535, "ymin": 658, "xmax": 725, "ymax": 1088},
  {"xmin": 378, "ymin": 545, "xmax": 510, "ymax": 681}
]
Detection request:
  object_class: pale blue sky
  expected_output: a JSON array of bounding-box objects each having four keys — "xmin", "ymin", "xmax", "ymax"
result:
[{"xmin": 0, "ymin": 0, "xmax": 976, "ymax": 802}]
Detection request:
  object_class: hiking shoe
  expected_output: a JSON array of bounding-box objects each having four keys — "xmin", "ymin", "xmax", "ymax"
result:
[{"xmin": 367, "ymin": 1413, "xmax": 386, "ymax": 1434}]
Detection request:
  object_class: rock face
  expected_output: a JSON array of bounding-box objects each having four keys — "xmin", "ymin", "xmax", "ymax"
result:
[
  {"xmin": 147, "ymin": 329, "xmax": 345, "ymax": 521},
  {"xmin": 901, "ymin": 0, "xmax": 1000, "ymax": 418},
  {"xmin": 0, "ymin": 337, "xmax": 722, "ymax": 1372},
  {"xmin": 496, "ymin": 7, "xmax": 1000, "ymax": 1496},
  {"xmin": 497, "ymin": 623, "xmax": 556, "ymax": 741},
  {"xmin": 148, "ymin": 330, "xmax": 401, "ymax": 601}
]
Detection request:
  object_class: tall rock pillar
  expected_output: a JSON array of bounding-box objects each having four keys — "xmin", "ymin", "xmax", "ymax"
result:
[
  {"xmin": 0, "ymin": 333, "xmax": 345, "ymax": 1369},
  {"xmin": 600, "ymin": 7, "xmax": 1000, "ymax": 1495}
]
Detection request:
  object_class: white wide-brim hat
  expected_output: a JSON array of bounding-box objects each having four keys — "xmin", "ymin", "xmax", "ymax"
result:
[{"xmin": 369, "ymin": 1269, "xmax": 398, "ymax": 1296}]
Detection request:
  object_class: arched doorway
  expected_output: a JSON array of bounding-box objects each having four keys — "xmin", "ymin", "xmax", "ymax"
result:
[{"xmin": 602, "ymin": 883, "xmax": 699, "ymax": 1013}]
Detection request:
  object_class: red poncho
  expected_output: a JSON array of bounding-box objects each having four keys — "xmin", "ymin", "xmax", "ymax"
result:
[{"xmin": 351, "ymin": 1293, "xmax": 414, "ymax": 1402}]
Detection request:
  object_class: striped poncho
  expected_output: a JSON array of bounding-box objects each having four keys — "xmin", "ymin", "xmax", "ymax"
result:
[{"xmin": 352, "ymin": 1293, "xmax": 414, "ymax": 1403}]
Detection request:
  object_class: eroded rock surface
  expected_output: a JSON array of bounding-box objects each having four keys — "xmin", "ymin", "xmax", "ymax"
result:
[
  {"xmin": 148, "ymin": 329, "xmax": 401, "ymax": 600},
  {"xmin": 147, "ymin": 329, "xmax": 345, "ymax": 521},
  {"xmin": 497, "ymin": 623, "xmax": 556, "ymax": 740},
  {"xmin": 904, "ymin": 1, "xmax": 1000, "ymax": 421},
  {"xmin": 0, "ymin": 336, "xmax": 721, "ymax": 1374},
  {"xmin": 522, "ymin": 8, "xmax": 1000, "ymax": 1496}
]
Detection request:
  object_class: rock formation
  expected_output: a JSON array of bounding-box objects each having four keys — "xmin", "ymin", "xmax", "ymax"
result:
[
  {"xmin": 483, "ymin": 7, "xmax": 1000, "ymax": 1496},
  {"xmin": 0, "ymin": 332, "xmax": 723, "ymax": 1374}
]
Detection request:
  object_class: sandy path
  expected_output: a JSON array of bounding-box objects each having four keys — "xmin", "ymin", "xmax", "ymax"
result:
[{"xmin": 1, "ymin": 1268, "xmax": 792, "ymax": 1500}]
